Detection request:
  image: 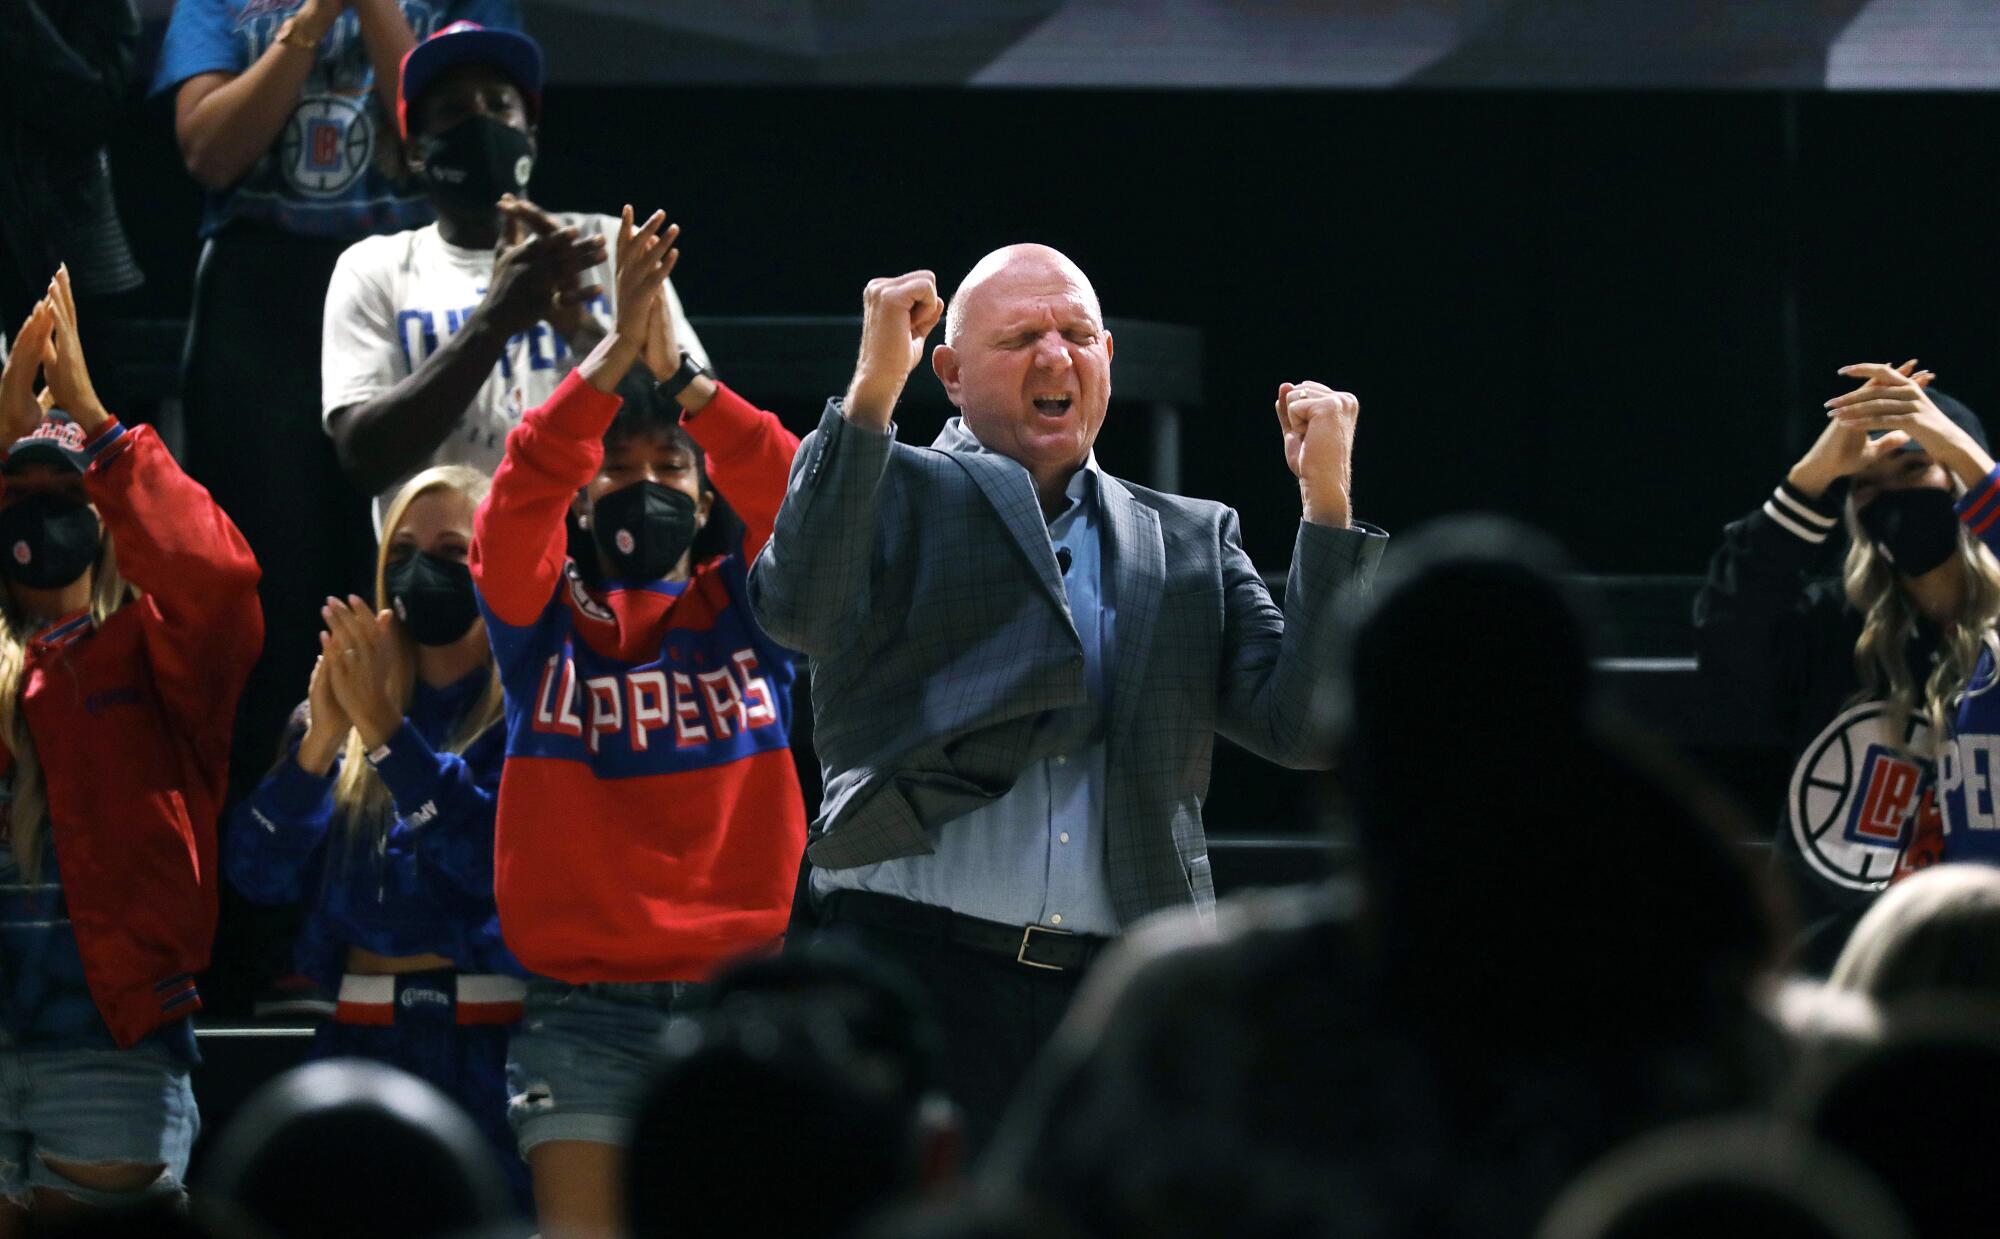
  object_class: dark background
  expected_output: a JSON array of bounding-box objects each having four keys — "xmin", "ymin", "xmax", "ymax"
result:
[{"xmin": 101, "ymin": 86, "xmax": 2000, "ymax": 576}]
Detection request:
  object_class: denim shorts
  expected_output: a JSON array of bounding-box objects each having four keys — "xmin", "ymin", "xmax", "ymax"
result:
[
  {"xmin": 0, "ymin": 1041, "xmax": 197, "ymax": 1207},
  {"xmin": 505, "ymin": 979, "xmax": 703, "ymax": 1153}
]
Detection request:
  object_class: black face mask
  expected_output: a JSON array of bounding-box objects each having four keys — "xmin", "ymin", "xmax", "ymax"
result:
[
  {"xmin": 415, "ymin": 115, "xmax": 534, "ymax": 216},
  {"xmin": 385, "ymin": 550, "xmax": 480, "ymax": 646},
  {"xmin": 0, "ymin": 494, "xmax": 99, "ymax": 590},
  {"xmin": 1858, "ymin": 486, "xmax": 1962, "ymax": 578},
  {"xmin": 589, "ymin": 482, "xmax": 698, "ymax": 582}
]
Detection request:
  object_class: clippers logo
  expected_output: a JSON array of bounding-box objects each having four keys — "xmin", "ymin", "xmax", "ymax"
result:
[
  {"xmin": 514, "ymin": 154, "xmax": 534, "ymax": 186},
  {"xmin": 1939, "ymin": 734, "xmax": 2000, "ymax": 833},
  {"xmin": 10, "ymin": 542, "xmax": 27, "ymax": 566},
  {"xmin": 531, "ymin": 647, "xmax": 779, "ymax": 755},
  {"xmin": 1790, "ymin": 701, "xmax": 1937, "ymax": 892},
  {"xmin": 279, "ymin": 95, "xmax": 372, "ymax": 198},
  {"xmin": 399, "ymin": 986, "xmax": 450, "ymax": 1011},
  {"xmin": 25, "ymin": 421, "xmax": 83, "ymax": 451},
  {"xmin": 615, "ymin": 529, "xmax": 635, "ymax": 555}
]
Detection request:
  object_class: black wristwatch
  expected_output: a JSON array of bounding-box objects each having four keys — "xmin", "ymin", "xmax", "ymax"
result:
[{"xmin": 654, "ymin": 349, "xmax": 713, "ymax": 402}]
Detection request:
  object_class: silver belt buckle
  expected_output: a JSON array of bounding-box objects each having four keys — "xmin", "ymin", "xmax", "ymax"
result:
[{"xmin": 1017, "ymin": 923, "xmax": 1074, "ymax": 971}]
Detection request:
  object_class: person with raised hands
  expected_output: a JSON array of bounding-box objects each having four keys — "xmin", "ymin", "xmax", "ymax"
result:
[
  {"xmin": 322, "ymin": 21, "xmax": 710, "ymax": 531},
  {"xmin": 1695, "ymin": 361, "xmax": 2000, "ymax": 970},
  {"xmin": 1823, "ymin": 361, "xmax": 2000, "ymax": 872},
  {"xmin": 223, "ymin": 461, "xmax": 526, "ymax": 1208},
  {"xmin": 747, "ymin": 244, "xmax": 1386, "ymax": 1147},
  {"xmin": 469, "ymin": 208, "xmax": 803, "ymax": 1239},
  {"xmin": 0, "ymin": 269, "xmax": 259, "ymax": 1222}
]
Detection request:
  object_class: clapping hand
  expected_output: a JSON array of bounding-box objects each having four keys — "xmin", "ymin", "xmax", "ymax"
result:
[
  {"xmin": 482, "ymin": 209, "xmax": 606, "ymax": 340},
  {"xmin": 41, "ymin": 267, "xmax": 110, "ymax": 433},
  {"xmin": 498, "ymin": 195, "xmax": 607, "ymax": 339},
  {"xmin": 1276, "ymin": 381, "xmax": 1359, "ymax": 528},
  {"xmin": 320, "ymin": 594, "xmax": 402, "ymax": 752},
  {"xmin": 1786, "ymin": 359, "xmax": 1930, "ymax": 498},
  {"xmin": 614, "ymin": 205, "xmax": 678, "ymax": 344},
  {"xmin": 845, "ymin": 271, "xmax": 943, "ymax": 431},
  {"xmin": 1824, "ymin": 359, "xmax": 1993, "ymax": 489},
  {"xmin": 0, "ymin": 301, "xmax": 56, "ymax": 450},
  {"xmin": 294, "ymin": 648, "xmax": 354, "ymax": 776}
]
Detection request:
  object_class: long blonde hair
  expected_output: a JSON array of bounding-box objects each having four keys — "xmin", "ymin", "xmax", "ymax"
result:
[
  {"xmin": 0, "ymin": 530, "xmax": 137, "ymax": 880},
  {"xmin": 330, "ymin": 466, "xmax": 503, "ymax": 854},
  {"xmin": 1845, "ymin": 494, "xmax": 2000, "ymax": 748}
]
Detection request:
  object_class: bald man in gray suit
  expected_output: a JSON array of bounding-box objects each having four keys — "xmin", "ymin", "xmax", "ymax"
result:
[{"xmin": 749, "ymin": 245, "xmax": 1386, "ymax": 1142}]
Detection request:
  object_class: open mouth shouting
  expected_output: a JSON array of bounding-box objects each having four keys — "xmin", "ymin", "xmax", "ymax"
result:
[{"xmin": 1032, "ymin": 393, "xmax": 1074, "ymax": 417}]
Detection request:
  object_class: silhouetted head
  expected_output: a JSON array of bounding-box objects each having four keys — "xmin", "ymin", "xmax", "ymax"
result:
[
  {"xmin": 1347, "ymin": 514, "xmax": 1594, "ymax": 752},
  {"xmin": 1830, "ymin": 864, "xmax": 2000, "ymax": 1004},
  {"xmin": 627, "ymin": 950, "xmax": 960, "ymax": 1239},
  {"xmin": 1536, "ymin": 1117, "xmax": 1912, "ymax": 1239},
  {"xmin": 197, "ymin": 1059, "xmax": 512, "ymax": 1239},
  {"xmin": 1342, "ymin": 517, "xmax": 1778, "ymax": 1054},
  {"xmin": 1799, "ymin": 1003, "xmax": 2000, "ymax": 1237}
]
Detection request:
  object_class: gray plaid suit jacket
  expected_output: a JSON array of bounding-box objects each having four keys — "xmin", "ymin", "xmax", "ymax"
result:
[{"xmin": 747, "ymin": 402, "xmax": 1386, "ymax": 927}]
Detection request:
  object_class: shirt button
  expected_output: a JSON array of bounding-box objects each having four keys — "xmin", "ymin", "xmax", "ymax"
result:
[
  {"xmin": 1050, "ymin": 914, "xmax": 1063, "ymax": 926},
  {"xmin": 1059, "ymin": 832, "xmax": 1071, "ymax": 844}
]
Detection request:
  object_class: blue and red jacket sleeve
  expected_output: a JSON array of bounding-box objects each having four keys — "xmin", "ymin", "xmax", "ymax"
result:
[
  {"xmin": 225, "ymin": 749, "xmax": 334, "ymax": 905},
  {"xmin": 682, "ymin": 386, "xmax": 801, "ymax": 563},
  {"xmin": 1958, "ymin": 465, "xmax": 2000, "ymax": 556},
  {"xmin": 372, "ymin": 721, "xmax": 505, "ymax": 898},
  {"xmin": 81, "ymin": 422, "xmax": 264, "ymax": 758},
  {"xmin": 471, "ymin": 371, "xmax": 621, "ymax": 632}
]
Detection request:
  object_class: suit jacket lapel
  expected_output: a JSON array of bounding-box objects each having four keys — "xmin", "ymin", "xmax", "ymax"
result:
[
  {"xmin": 933, "ymin": 423, "xmax": 1074, "ymax": 627},
  {"xmin": 1099, "ymin": 472, "xmax": 1163, "ymax": 751}
]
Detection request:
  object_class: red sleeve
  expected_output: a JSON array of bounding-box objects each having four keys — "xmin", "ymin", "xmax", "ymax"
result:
[
  {"xmin": 681, "ymin": 382, "xmax": 801, "ymax": 562},
  {"xmin": 82, "ymin": 422, "xmax": 264, "ymax": 750},
  {"xmin": 471, "ymin": 370, "xmax": 623, "ymax": 627}
]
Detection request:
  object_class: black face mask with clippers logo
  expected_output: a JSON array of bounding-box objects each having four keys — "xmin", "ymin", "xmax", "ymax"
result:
[
  {"xmin": 589, "ymin": 482, "xmax": 698, "ymax": 582},
  {"xmin": 385, "ymin": 550, "xmax": 481, "ymax": 646},
  {"xmin": 1858, "ymin": 486, "xmax": 1962, "ymax": 578},
  {"xmin": 415, "ymin": 114, "xmax": 534, "ymax": 215},
  {"xmin": 0, "ymin": 494, "xmax": 99, "ymax": 589}
]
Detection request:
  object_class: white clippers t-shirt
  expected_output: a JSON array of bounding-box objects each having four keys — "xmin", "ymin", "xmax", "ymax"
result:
[{"xmin": 321, "ymin": 212, "xmax": 709, "ymax": 531}]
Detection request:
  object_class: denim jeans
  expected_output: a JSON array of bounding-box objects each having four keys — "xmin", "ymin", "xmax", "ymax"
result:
[
  {"xmin": 505, "ymin": 979, "xmax": 703, "ymax": 1152},
  {"xmin": 0, "ymin": 1041, "xmax": 197, "ymax": 1206}
]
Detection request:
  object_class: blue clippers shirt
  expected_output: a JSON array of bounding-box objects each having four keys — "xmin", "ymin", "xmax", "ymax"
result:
[
  {"xmin": 226, "ymin": 670, "xmax": 519, "ymax": 987},
  {"xmin": 150, "ymin": 0, "xmax": 521, "ymax": 240},
  {"xmin": 1939, "ymin": 466, "xmax": 2000, "ymax": 865}
]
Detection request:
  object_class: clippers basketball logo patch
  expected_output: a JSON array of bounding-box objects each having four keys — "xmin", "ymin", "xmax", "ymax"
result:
[
  {"xmin": 1790, "ymin": 701, "xmax": 1938, "ymax": 892},
  {"xmin": 280, "ymin": 95, "xmax": 372, "ymax": 198}
]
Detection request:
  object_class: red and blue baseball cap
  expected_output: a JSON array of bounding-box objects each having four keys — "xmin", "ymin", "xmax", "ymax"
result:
[
  {"xmin": 4, "ymin": 411, "xmax": 92, "ymax": 475},
  {"xmin": 398, "ymin": 21, "xmax": 544, "ymax": 142}
]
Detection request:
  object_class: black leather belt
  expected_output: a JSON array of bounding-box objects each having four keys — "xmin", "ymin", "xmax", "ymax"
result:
[{"xmin": 820, "ymin": 889, "xmax": 1108, "ymax": 972}]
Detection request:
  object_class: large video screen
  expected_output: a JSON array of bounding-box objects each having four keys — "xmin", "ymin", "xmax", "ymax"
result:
[{"xmin": 132, "ymin": 0, "xmax": 2000, "ymax": 88}]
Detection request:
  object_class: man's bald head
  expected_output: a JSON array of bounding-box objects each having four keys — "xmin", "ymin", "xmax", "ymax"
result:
[
  {"xmin": 932, "ymin": 243, "xmax": 1114, "ymax": 509},
  {"xmin": 944, "ymin": 244, "xmax": 1103, "ymax": 347}
]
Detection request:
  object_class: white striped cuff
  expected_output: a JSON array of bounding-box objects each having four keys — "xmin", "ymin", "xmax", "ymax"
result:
[{"xmin": 1764, "ymin": 484, "xmax": 1839, "ymax": 544}]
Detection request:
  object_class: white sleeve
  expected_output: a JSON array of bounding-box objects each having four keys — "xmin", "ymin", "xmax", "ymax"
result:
[
  {"xmin": 320, "ymin": 240, "xmax": 407, "ymax": 428},
  {"xmin": 666, "ymin": 278, "xmax": 709, "ymax": 371}
]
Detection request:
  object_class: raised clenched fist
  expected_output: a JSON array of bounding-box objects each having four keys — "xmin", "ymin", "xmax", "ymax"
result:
[
  {"xmin": 1276, "ymin": 381, "xmax": 1359, "ymax": 528},
  {"xmin": 844, "ymin": 271, "xmax": 943, "ymax": 431}
]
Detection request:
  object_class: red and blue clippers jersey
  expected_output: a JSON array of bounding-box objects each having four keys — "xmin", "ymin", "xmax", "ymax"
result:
[
  {"xmin": 1941, "ymin": 467, "xmax": 2000, "ymax": 866},
  {"xmin": 471, "ymin": 371, "xmax": 808, "ymax": 983}
]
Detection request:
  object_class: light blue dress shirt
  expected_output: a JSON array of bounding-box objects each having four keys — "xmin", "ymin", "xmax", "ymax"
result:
[{"xmin": 814, "ymin": 455, "xmax": 1121, "ymax": 936}]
